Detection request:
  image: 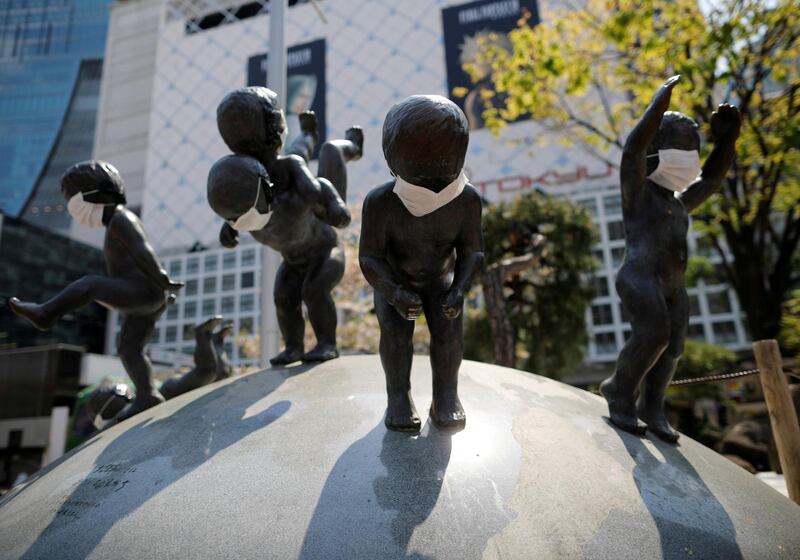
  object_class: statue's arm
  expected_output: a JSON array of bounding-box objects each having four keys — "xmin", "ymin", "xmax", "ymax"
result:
[
  {"xmin": 314, "ymin": 178, "xmax": 351, "ymax": 228},
  {"xmin": 286, "ymin": 155, "xmax": 323, "ymax": 206},
  {"xmin": 621, "ymin": 76, "xmax": 681, "ymax": 206},
  {"xmin": 359, "ymin": 191, "xmax": 401, "ymax": 300},
  {"xmin": 679, "ymin": 104, "xmax": 741, "ymax": 212},
  {"xmin": 110, "ymin": 211, "xmax": 183, "ymax": 291},
  {"xmin": 452, "ymin": 189, "xmax": 485, "ymax": 294}
]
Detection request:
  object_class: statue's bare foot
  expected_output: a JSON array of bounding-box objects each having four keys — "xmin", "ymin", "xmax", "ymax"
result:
[
  {"xmin": 116, "ymin": 390, "xmax": 165, "ymax": 422},
  {"xmin": 600, "ymin": 378, "xmax": 646, "ymax": 435},
  {"xmin": 213, "ymin": 320, "xmax": 234, "ymax": 346},
  {"xmin": 345, "ymin": 126, "xmax": 364, "ymax": 160},
  {"xmin": 299, "ymin": 111, "xmax": 319, "ymax": 143},
  {"xmin": 385, "ymin": 392, "xmax": 421, "ymax": 432},
  {"xmin": 302, "ymin": 344, "xmax": 339, "ymax": 363},
  {"xmin": 196, "ymin": 315, "xmax": 224, "ymax": 335},
  {"xmin": 638, "ymin": 406, "xmax": 680, "ymax": 443},
  {"xmin": 270, "ymin": 348, "xmax": 304, "ymax": 366},
  {"xmin": 430, "ymin": 391, "xmax": 466, "ymax": 430},
  {"xmin": 8, "ymin": 298, "xmax": 54, "ymax": 330}
]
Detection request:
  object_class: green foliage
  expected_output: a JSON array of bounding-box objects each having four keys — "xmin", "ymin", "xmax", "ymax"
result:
[
  {"xmin": 467, "ymin": 0, "xmax": 800, "ymax": 339},
  {"xmin": 780, "ymin": 289, "xmax": 800, "ymax": 358},
  {"xmin": 465, "ymin": 192, "xmax": 597, "ymax": 377},
  {"xmin": 669, "ymin": 340, "xmax": 738, "ymax": 400}
]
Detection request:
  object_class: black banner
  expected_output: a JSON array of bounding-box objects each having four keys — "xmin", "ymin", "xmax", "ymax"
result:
[
  {"xmin": 442, "ymin": 0, "xmax": 539, "ymax": 130},
  {"xmin": 247, "ymin": 38, "xmax": 326, "ymax": 159}
]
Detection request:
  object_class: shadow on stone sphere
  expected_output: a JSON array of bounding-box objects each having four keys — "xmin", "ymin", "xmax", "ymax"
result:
[
  {"xmin": 16, "ymin": 364, "xmax": 313, "ymax": 559},
  {"xmin": 582, "ymin": 420, "xmax": 743, "ymax": 559}
]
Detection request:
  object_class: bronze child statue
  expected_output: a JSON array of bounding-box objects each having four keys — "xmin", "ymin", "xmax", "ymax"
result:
[
  {"xmin": 360, "ymin": 95, "xmax": 484, "ymax": 432},
  {"xmin": 600, "ymin": 76, "xmax": 741, "ymax": 442},
  {"xmin": 207, "ymin": 87, "xmax": 363, "ymax": 365},
  {"xmin": 9, "ymin": 161, "xmax": 184, "ymax": 421}
]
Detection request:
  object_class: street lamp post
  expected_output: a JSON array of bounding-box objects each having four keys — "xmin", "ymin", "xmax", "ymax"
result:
[{"xmin": 260, "ymin": 0, "xmax": 287, "ymax": 369}]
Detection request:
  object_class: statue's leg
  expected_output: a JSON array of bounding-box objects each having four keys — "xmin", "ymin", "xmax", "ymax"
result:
[
  {"xmin": 116, "ymin": 311, "xmax": 166, "ymax": 421},
  {"xmin": 271, "ymin": 261, "xmax": 305, "ymax": 366},
  {"xmin": 160, "ymin": 316, "xmax": 223, "ymax": 399},
  {"xmin": 212, "ymin": 320, "xmax": 235, "ymax": 381},
  {"xmin": 9, "ymin": 275, "xmax": 155, "ymax": 330},
  {"xmin": 423, "ymin": 284, "xmax": 466, "ymax": 430},
  {"xmin": 301, "ymin": 245, "xmax": 344, "ymax": 362},
  {"xmin": 637, "ymin": 288, "xmax": 689, "ymax": 443},
  {"xmin": 316, "ymin": 127, "xmax": 364, "ymax": 201},
  {"xmin": 600, "ymin": 268, "xmax": 670, "ymax": 436},
  {"xmin": 375, "ymin": 291, "xmax": 420, "ymax": 432}
]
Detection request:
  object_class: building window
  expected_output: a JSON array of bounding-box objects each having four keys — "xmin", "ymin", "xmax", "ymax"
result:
[
  {"xmin": 202, "ymin": 299, "xmax": 216, "ymax": 316},
  {"xmin": 167, "ymin": 304, "xmax": 178, "ymax": 320},
  {"xmin": 183, "ymin": 324, "xmax": 194, "ymax": 340},
  {"xmin": 592, "ymin": 304, "xmax": 614, "ymax": 326},
  {"xmin": 221, "ymin": 296, "xmax": 235, "ymax": 314},
  {"xmin": 593, "ymin": 249, "xmax": 605, "ymax": 268},
  {"xmin": 687, "ymin": 323, "xmax": 705, "ymax": 340},
  {"xmin": 689, "ymin": 294, "xmax": 701, "ymax": 317},
  {"xmin": 223, "ymin": 252, "xmax": 237, "ymax": 269},
  {"xmin": 607, "ymin": 220, "xmax": 625, "ymax": 241},
  {"xmin": 239, "ymin": 316, "xmax": 254, "ymax": 334},
  {"xmin": 594, "ymin": 332, "xmax": 617, "ymax": 354},
  {"xmin": 186, "ymin": 257, "xmax": 199, "ymax": 274},
  {"xmin": 184, "ymin": 301, "xmax": 197, "ymax": 320},
  {"xmin": 152, "ymin": 327, "xmax": 161, "ymax": 343},
  {"xmin": 185, "ymin": 279, "xmax": 198, "ymax": 296},
  {"xmin": 241, "ymin": 271, "xmax": 255, "ymax": 289},
  {"xmin": 165, "ymin": 326, "xmax": 177, "ymax": 342},
  {"xmin": 222, "ymin": 273, "xmax": 236, "ymax": 291},
  {"xmin": 242, "ymin": 249, "xmax": 256, "ymax": 267},
  {"xmin": 576, "ymin": 198, "xmax": 598, "ymax": 217},
  {"xmin": 707, "ymin": 291, "xmax": 732, "ymax": 314},
  {"xmin": 713, "ymin": 321, "xmax": 738, "ymax": 344},
  {"xmin": 611, "ymin": 247, "xmax": 625, "ymax": 268},
  {"xmin": 603, "ymin": 194, "xmax": 622, "ymax": 216},
  {"xmin": 204, "ymin": 254, "xmax": 218, "ymax": 273},
  {"xmin": 240, "ymin": 294, "xmax": 255, "ymax": 312},
  {"xmin": 182, "ymin": 346, "xmax": 195, "ymax": 356},
  {"xmin": 203, "ymin": 276, "xmax": 217, "ymax": 294},
  {"xmin": 592, "ymin": 275, "xmax": 610, "ymax": 298},
  {"xmin": 169, "ymin": 260, "xmax": 182, "ymax": 276}
]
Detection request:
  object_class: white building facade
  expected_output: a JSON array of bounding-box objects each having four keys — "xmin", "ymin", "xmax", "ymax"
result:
[{"xmin": 97, "ymin": 0, "xmax": 749, "ymax": 368}]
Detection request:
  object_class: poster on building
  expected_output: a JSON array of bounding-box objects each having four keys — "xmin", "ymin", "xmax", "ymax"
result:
[
  {"xmin": 247, "ymin": 38, "xmax": 326, "ymax": 159},
  {"xmin": 441, "ymin": 0, "xmax": 539, "ymax": 130}
]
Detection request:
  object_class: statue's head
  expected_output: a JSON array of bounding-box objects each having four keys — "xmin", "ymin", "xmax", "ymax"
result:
[
  {"xmin": 382, "ymin": 95, "xmax": 469, "ymax": 191},
  {"xmin": 60, "ymin": 160, "xmax": 126, "ymax": 205},
  {"xmin": 217, "ymin": 87, "xmax": 287, "ymax": 161},
  {"xmin": 207, "ymin": 154, "xmax": 272, "ymax": 227},
  {"xmin": 646, "ymin": 111, "xmax": 700, "ymax": 175}
]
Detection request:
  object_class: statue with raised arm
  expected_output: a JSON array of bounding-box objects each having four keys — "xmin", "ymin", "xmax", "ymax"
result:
[
  {"xmin": 600, "ymin": 76, "xmax": 741, "ymax": 442},
  {"xmin": 207, "ymin": 87, "xmax": 363, "ymax": 365},
  {"xmin": 9, "ymin": 161, "xmax": 184, "ymax": 421},
  {"xmin": 359, "ymin": 95, "xmax": 484, "ymax": 432}
]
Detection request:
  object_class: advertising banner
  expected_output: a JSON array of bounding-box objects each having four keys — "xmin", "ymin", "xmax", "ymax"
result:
[
  {"xmin": 441, "ymin": 0, "xmax": 539, "ymax": 130},
  {"xmin": 247, "ymin": 38, "xmax": 327, "ymax": 159}
]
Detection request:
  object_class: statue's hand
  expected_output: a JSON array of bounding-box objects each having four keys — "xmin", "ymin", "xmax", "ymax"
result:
[
  {"xmin": 441, "ymin": 288, "xmax": 464, "ymax": 320},
  {"xmin": 165, "ymin": 279, "xmax": 185, "ymax": 291},
  {"xmin": 651, "ymin": 75, "xmax": 680, "ymax": 110},
  {"xmin": 299, "ymin": 111, "xmax": 319, "ymax": 138},
  {"xmin": 710, "ymin": 103, "xmax": 741, "ymax": 141},
  {"xmin": 220, "ymin": 223, "xmax": 239, "ymax": 248},
  {"xmin": 390, "ymin": 287, "xmax": 423, "ymax": 321}
]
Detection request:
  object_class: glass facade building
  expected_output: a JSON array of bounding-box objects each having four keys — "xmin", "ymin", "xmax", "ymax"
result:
[{"xmin": 0, "ymin": 0, "xmax": 109, "ymax": 231}]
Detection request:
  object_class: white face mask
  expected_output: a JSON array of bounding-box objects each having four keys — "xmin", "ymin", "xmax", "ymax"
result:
[
  {"xmin": 393, "ymin": 170, "xmax": 468, "ymax": 217},
  {"xmin": 67, "ymin": 190, "xmax": 107, "ymax": 228},
  {"xmin": 647, "ymin": 149, "xmax": 702, "ymax": 193},
  {"xmin": 228, "ymin": 175, "xmax": 273, "ymax": 231}
]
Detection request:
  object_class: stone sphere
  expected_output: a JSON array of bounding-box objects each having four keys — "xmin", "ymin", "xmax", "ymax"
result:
[{"xmin": 1, "ymin": 356, "xmax": 798, "ymax": 559}]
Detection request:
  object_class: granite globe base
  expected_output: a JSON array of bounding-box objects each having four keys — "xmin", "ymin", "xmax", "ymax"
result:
[{"xmin": 1, "ymin": 355, "xmax": 798, "ymax": 559}]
